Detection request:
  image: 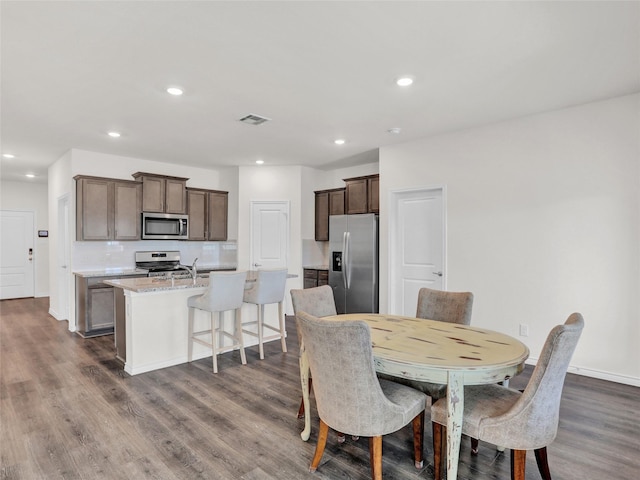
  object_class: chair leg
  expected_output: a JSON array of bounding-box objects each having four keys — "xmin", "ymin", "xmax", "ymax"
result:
[
  {"xmin": 470, "ymin": 437, "xmax": 479, "ymax": 454},
  {"xmin": 297, "ymin": 378, "xmax": 312, "ymax": 418},
  {"xmin": 211, "ymin": 312, "xmax": 218, "ymax": 374},
  {"xmin": 432, "ymin": 422, "xmax": 444, "ymax": 480},
  {"xmin": 278, "ymin": 300, "xmax": 287, "ymax": 353},
  {"xmin": 235, "ymin": 308, "xmax": 247, "ymax": 365},
  {"xmin": 187, "ymin": 307, "xmax": 194, "ymax": 362},
  {"xmin": 510, "ymin": 449, "xmax": 527, "ymax": 480},
  {"xmin": 258, "ymin": 304, "xmax": 265, "ymax": 360},
  {"xmin": 412, "ymin": 410, "xmax": 425, "ymax": 468},
  {"xmin": 534, "ymin": 447, "xmax": 552, "ymax": 480},
  {"xmin": 309, "ymin": 419, "xmax": 329, "ymax": 472},
  {"xmin": 369, "ymin": 436, "xmax": 383, "ymax": 480}
]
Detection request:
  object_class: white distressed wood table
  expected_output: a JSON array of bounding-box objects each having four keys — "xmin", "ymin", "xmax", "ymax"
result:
[{"xmin": 298, "ymin": 313, "xmax": 529, "ymax": 480}]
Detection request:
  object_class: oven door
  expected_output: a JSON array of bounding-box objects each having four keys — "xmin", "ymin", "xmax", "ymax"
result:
[{"xmin": 142, "ymin": 213, "xmax": 188, "ymax": 240}]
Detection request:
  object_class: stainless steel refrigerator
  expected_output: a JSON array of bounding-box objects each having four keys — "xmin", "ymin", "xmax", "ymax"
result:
[{"xmin": 329, "ymin": 214, "xmax": 379, "ymax": 314}]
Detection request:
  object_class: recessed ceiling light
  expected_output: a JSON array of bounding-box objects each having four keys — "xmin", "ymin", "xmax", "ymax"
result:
[
  {"xmin": 334, "ymin": 139, "xmax": 346, "ymax": 145},
  {"xmin": 108, "ymin": 131, "xmax": 121, "ymax": 138},
  {"xmin": 256, "ymin": 159, "xmax": 264, "ymax": 165},
  {"xmin": 387, "ymin": 127, "xmax": 402, "ymax": 134},
  {"xmin": 167, "ymin": 87, "xmax": 183, "ymax": 96},
  {"xmin": 396, "ymin": 76, "xmax": 414, "ymax": 87},
  {"xmin": 2, "ymin": 153, "xmax": 15, "ymax": 159},
  {"xmin": 25, "ymin": 174, "xmax": 35, "ymax": 178}
]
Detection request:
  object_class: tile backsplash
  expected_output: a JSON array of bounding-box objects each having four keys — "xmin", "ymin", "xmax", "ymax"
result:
[
  {"xmin": 72, "ymin": 240, "xmax": 238, "ymax": 271},
  {"xmin": 301, "ymin": 239, "xmax": 328, "ymax": 267}
]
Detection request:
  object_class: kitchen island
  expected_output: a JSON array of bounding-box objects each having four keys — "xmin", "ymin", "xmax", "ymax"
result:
[{"xmin": 105, "ymin": 272, "xmax": 295, "ymax": 376}]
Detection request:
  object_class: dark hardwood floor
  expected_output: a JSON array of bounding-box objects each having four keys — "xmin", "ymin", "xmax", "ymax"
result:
[{"xmin": 1, "ymin": 297, "xmax": 638, "ymax": 479}]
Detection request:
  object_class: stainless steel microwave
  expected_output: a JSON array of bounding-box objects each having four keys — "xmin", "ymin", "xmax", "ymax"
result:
[{"xmin": 141, "ymin": 212, "xmax": 189, "ymax": 240}]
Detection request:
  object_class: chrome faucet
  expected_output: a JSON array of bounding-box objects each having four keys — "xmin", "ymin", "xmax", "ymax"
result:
[
  {"xmin": 191, "ymin": 258, "xmax": 198, "ymax": 280},
  {"xmin": 178, "ymin": 257, "xmax": 198, "ymax": 284}
]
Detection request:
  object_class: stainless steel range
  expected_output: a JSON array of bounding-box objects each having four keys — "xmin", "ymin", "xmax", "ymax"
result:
[{"xmin": 135, "ymin": 250, "xmax": 186, "ymax": 277}]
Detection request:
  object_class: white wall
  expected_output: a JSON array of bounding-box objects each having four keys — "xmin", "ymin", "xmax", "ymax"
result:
[
  {"xmin": 380, "ymin": 93, "xmax": 640, "ymax": 385},
  {"xmin": 0, "ymin": 180, "xmax": 50, "ymax": 297}
]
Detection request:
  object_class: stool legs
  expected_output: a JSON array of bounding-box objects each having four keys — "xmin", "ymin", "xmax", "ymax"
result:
[
  {"xmin": 235, "ymin": 308, "xmax": 247, "ymax": 366},
  {"xmin": 278, "ymin": 300, "xmax": 287, "ymax": 353},
  {"xmin": 211, "ymin": 312, "xmax": 219, "ymax": 374},
  {"xmin": 258, "ymin": 304, "xmax": 265, "ymax": 360},
  {"xmin": 188, "ymin": 307, "xmax": 247, "ymax": 374}
]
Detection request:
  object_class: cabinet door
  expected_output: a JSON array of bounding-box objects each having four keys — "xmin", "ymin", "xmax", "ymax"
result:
[
  {"xmin": 114, "ymin": 181, "xmax": 141, "ymax": 240},
  {"xmin": 165, "ymin": 178, "xmax": 187, "ymax": 214},
  {"xmin": 87, "ymin": 287, "xmax": 115, "ymax": 331},
  {"xmin": 77, "ymin": 178, "xmax": 112, "ymax": 240},
  {"xmin": 317, "ymin": 270, "xmax": 329, "ymax": 286},
  {"xmin": 140, "ymin": 176, "xmax": 165, "ymax": 212},
  {"xmin": 303, "ymin": 269, "xmax": 318, "ymax": 289},
  {"xmin": 315, "ymin": 191, "xmax": 329, "ymax": 241},
  {"xmin": 345, "ymin": 178, "xmax": 368, "ymax": 214},
  {"xmin": 187, "ymin": 190, "xmax": 208, "ymax": 240},
  {"xmin": 207, "ymin": 192, "xmax": 228, "ymax": 241},
  {"xmin": 329, "ymin": 189, "xmax": 345, "ymax": 215},
  {"xmin": 368, "ymin": 176, "xmax": 379, "ymax": 213}
]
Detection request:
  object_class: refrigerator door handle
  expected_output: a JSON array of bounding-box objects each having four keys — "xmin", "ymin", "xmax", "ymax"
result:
[{"xmin": 344, "ymin": 231, "xmax": 351, "ymax": 289}]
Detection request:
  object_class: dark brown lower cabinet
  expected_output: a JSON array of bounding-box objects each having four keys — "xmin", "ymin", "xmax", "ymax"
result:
[{"xmin": 303, "ymin": 268, "xmax": 329, "ymax": 289}]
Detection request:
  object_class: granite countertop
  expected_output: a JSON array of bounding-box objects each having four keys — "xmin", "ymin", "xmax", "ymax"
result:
[
  {"xmin": 73, "ymin": 269, "xmax": 148, "ymax": 278},
  {"xmin": 104, "ymin": 271, "xmax": 297, "ymax": 293},
  {"xmin": 303, "ymin": 265, "xmax": 329, "ymax": 270},
  {"xmin": 73, "ymin": 264, "xmax": 237, "ymax": 278}
]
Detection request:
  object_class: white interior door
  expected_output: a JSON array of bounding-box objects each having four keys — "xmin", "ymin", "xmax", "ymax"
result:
[
  {"xmin": 250, "ymin": 201, "xmax": 289, "ymax": 270},
  {"xmin": 0, "ymin": 210, "xmax": 35, "ymax": 300},
  {"xmin": 389, "ymin": 188, "xmax": 445, "ymax": 315}
]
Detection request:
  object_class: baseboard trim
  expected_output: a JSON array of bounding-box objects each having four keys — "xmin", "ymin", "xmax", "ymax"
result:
[{"xmin": 525, "ymin": 358, "xmax": 639, "ymax": 387}]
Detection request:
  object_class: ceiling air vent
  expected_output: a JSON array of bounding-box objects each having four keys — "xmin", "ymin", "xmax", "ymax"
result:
[{"xmin": 238, "ymin": 114, "xmax": 271, "ymax": 126}]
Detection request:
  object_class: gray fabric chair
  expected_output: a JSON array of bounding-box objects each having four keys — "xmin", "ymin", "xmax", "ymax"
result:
[
  {"xmin": 242, "ymin": 268, "xmax": 288, "ymax": 359},
  {"xmin": 431, "ymin": 313, "xmax": 585, "ymax": 480},
  {"xmin": 416, "ymin": 287, "xmax": 474, "ymax": 325},
  {"xmin": 187, "ymin": 270, "xmax": 248, "ymax": 373},
  {"xmin": 290, "ymin": 286, "xmax": 337, "ymax": 418},
  {"xmin": 296, "ymin": 311, "xmax": 426, "ymax": 479}
]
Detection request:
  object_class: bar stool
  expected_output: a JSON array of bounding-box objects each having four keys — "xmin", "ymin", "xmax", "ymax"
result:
[
  {"xmin": 187, "ymin": 270, "xmax": 248, "ymax": 373},
  {"xmin": 242, "ymin": 268, "xmax": 288, "ymax": 360}
]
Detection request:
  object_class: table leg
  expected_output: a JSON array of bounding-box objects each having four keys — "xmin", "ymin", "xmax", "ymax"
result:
[
  {"xmin": 446, "ymin": 371, "xmax": 464, "ymax": 480},
  {"xmin": 299, "ymin": 347, "xmax": 311, "ymax": 441}
]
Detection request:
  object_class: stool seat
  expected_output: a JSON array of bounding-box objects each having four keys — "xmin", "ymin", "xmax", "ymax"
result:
[
  {"xmin": 242, "ymin": 268, "xmax": 288, "ymax": 360},
  {"xmin": 187, "ymin": 270, "xmax": 248, "ymax": 373}
]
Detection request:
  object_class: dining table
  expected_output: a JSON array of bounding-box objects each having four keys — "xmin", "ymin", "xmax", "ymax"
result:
[{"xmin": 298, "ymin": 313, "xmax": 530, "ymax": 480}]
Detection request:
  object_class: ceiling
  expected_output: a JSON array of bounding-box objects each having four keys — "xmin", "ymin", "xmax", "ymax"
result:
[{"xmin": 1, "ymin": 1, "xmax": 639, "ymax": 184}]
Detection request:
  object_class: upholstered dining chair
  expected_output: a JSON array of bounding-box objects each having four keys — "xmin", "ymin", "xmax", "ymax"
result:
[
  {"xmin": 187, "ymin": 270, "xmax": 248, "ymax": 374},
  {"xmin": 431, "ymin": 313, "xmax": 585, "ymax": 480},
  {"xmin": 242, "ymin": 268, "xmax": 288, "ymax": 360},
  {"xmin": 415, "ymin": 287, "xmax": 474, "ymax": 326},
  {"xmin": 296, "ymin": 311, "xmax": 426, "ymax": 480},
  {"xmin": 290, "ymin": 286, "xmax": 337, "ymax": 419}
]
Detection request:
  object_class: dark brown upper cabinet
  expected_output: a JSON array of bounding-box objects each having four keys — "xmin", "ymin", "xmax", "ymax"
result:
[
  {"xmin": 132, "ymin": 172, "xmax": 188, "ymax": 214},
  {"xmin": 75, "ymin": 175, "xmax": 142, "ymax": 241},
  {"xmin": 187, "ymin": 188, "xmax": 228, "ymax": 241},
  {"xmin": 314, "ymin": 187, "xmax": 345, "ymax": 241},
  {"xmin": 344, "ymin": 174, "xmax": 379, "ymax": 214}
]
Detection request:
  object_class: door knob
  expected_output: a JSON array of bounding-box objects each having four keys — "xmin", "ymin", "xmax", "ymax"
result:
[
  {"xmin": 433, "ymin": 271, "xmax": 443, "ymax": 277},
  {"xmin": 254, "ymin": 263, "xmax": 262, "ymax": 267}
]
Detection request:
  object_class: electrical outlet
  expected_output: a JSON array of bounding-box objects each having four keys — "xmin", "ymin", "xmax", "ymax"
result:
[{"xmin": 519, "ymin": 324, "xmax": 529, "ymax": 337}]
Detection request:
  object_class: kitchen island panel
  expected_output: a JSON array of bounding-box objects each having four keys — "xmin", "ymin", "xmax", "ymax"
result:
[{"xmin": 108, "ymin": 274, "xmax": 294, "ymax": 375}]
